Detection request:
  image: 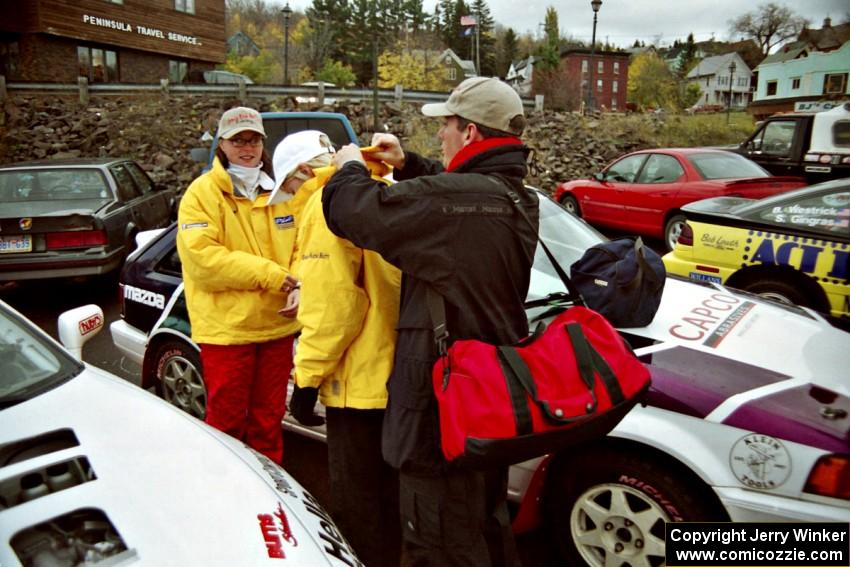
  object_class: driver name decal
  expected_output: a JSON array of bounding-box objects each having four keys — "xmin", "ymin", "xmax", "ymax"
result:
[{"xmin": 257, "ymin": 502, "xmax": 298, "ymax": 559}]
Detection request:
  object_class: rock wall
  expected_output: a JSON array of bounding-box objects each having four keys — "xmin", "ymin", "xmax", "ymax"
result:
[{"xmin": 0, "ymin": 93, "xmax": 663, "ymax": 194}]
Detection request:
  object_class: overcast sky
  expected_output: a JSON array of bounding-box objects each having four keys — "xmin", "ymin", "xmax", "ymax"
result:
[{"xmin": 272, "ymin": 0, "xmax": 848, "ymax": 48}]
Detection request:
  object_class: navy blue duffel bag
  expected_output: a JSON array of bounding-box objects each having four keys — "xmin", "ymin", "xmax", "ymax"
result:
[{"xmin": 569, "ymin": 237, "xmax": 666, "ymax": 328}]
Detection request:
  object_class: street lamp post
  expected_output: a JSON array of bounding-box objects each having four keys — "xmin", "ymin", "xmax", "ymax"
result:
[
  {"xmin": 586, "ymin": 0, "xmax": 602, "ymax": 114},
  {"xmin": 281, "ymin": 2, "xmax": 293, "ymax": 85},
  {"xmin": 726, "ymin": 60, "xmax": 736, "ymax": 124}
]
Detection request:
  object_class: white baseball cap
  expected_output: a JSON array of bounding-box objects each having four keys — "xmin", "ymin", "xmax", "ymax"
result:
[{"xmin": 269, "ymin": 130, "xmax": 335, "ymax": 204}]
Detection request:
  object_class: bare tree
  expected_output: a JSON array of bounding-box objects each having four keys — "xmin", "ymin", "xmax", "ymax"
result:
[{"xmin": 729, "ymin": 2, "xmax": 809, "ymax": 56}]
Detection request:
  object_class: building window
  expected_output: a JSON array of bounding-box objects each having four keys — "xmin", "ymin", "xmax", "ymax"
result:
[
  {"xmin": 738, "ymin": 77, "xmax": 748, "ymax": 87},
  {"xmin": 597, "ymin": 78, "xmax": 603, "ymax": 92},
  {"xmin": 447, "ymin": 67, "xmax": 456, "ymax": 81},
  {"xmin": 824, "ymin": 73, "xmax": 847, "ymax": 95},
  {"xmin": 175, "ymin": 0, "xmax": 195, "ymax": 14},
  {"xmin": 766, "ymin": 80, "xmax": 778, "ymax": 96},
  {"xmin": 78, "ymin": 46, "xmax": 118, "ymax": 82},
  {"xmin": 597, "ymin": 60, "xmax": 604, "ymax": 74},
  {"xmin": 791, "ymin": 77, "xmax": 800, "ymax": 90},
  {"xmin": 169, "ymin": 60, "xmax": 188, "ymax": 83},
  {"xmin": 581, "ymin": 59, "xmax": 588, "ymax": 74},
  {"xmin": 611, "ymin": 98, "xmax": 617, "ymax": 110},
  {"xmin": 107, "ymin": 0, "xmax": 123, "ymax": 3},
  {"xmin": 613, "ymin": 61, "xmax": 619, "ymax": 75},
  {"xmin": 612, "ymin": 80, "xmax": 618, "ymax": 93}
]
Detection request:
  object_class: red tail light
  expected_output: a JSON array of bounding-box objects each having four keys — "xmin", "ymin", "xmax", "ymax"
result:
[
  {"xmin": 46, "ymin": 230, "xmax": 107, "ymax": 250},
  {"xmin": 677, "ymin": 222, "xmax": 693, "ymax": 246},
  {"xmin": 804, "ymin": 454, "xmax": 850, "ymax": 501}
]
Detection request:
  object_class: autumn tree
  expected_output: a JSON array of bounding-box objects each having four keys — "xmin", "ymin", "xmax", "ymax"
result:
[
  {"xmin": 627, "ymin": 50, "xmax": 679, "ymax": 110},
  {"xmin": 378, "ymin": 42, "xmax": 449, "ymax": 90},
  {"xmin": 224, "ymin": 0, "xmax": 303, "ymax": 83},
  {"xmin": 729, "ymin": 2, "xmax": 809, "ymax": 56},
  {"xmin": 310, "ymin": 60, "xmax": 355, "ymax": 86}
]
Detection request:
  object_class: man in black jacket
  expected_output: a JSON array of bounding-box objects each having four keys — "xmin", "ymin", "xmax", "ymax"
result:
[{"xmin": 322, "ymin": 77, "xmax": 538, "ymax": 567}]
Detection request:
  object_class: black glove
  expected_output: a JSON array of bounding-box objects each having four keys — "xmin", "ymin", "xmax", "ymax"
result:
[{"xmin": 289, "ymin": 385, "xmax": 325, "ymax": 427}]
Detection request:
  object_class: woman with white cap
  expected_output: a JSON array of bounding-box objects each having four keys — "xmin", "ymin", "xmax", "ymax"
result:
[
  {"xmin": 176, "ymin": 106, "xmax": 303, "ymax": 465},
  {"xmin": 272, "ymin": 129, "xmax": 402, "ymax": 567}
]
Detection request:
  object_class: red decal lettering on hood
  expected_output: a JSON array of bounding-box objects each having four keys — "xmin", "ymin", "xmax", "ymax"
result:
[
  {"xmin": 669, "ymin": 293, "xmax": 742, "ymax": 342},
  {"xmin": 258, "ymin": 503, "xmax": 298, "ymax": 559}
]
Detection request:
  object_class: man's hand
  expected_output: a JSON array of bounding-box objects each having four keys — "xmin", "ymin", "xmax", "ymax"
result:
[
  {"xmin": 369, "ymin": 133, "xmax": 405, "ymax": 169},
  {"xmin": 289, "ymin": 385, "xmax": 325, "ymax": 426},
  {"xmin": 278, "ymin": 288, "xmax": 299, "ymax": 318},
  {"xmin": 332, "ymin": 144, "xmax": 366, "ymax": 169}
]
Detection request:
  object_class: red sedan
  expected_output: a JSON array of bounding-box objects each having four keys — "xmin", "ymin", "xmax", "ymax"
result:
[{"xmin": 552, "ymin": 148, "xmax": 807, "ymax": 250}]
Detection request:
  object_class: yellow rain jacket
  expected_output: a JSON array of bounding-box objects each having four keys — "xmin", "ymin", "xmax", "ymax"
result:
[
  {"xmin": 176, "ymin": 157, "xmax": 318, "ymax": 345},
  {"xmin": 294, "ymin": 164, "xmax": 401, "ymax": 409}
]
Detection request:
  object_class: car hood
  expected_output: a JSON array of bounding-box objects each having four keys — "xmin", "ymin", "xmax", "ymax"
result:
[
  {"xmin": 0, "ymin": 199, "xmax": 110, "ymax": 218},
  {"xmin": 0, "ymin": 368, "xmax": 360, "ymax": 567},
  {"xmin": 635, "ymin": 278, "xmax": 849, "ymax": 448},
  {"xmin": 529, "ymin": 270, "xmax": 850, "ymax": 451},
  {"xmin": 634, "ymin": 277, "xmax": 848, "ymax": 393}
]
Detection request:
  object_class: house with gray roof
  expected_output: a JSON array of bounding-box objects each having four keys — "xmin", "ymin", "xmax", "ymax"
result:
[
  {"xmin": 437, "ymin": 48, "xmax": 476, "ymax": 87},
  {"xmin": 686, "ymin": 52, "xmax": 753, "ymax": 109},
  {"xmin": 506, "ymin": 56, "xmax": 535, "ymax": 96}
]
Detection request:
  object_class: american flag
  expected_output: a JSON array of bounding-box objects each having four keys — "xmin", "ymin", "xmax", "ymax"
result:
[{"xmin": 460, "ymin": 15, "xmax": 477, "ymax": 26}]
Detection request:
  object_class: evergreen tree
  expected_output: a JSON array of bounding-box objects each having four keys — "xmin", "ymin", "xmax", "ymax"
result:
[
  {"xmin": 470, "ymin": 0, "xmax": 496, "ymax": 75},
  {"xmin": 535, "ymin": 6, "xmax": 560, "ymax": 71},
  {"xmin": 496, "ymin": 28, "xmax": 519, "ymax": 78},
  {"xmin": 679, "ymin": 32, "xmax": 698, "ymax": 77}
]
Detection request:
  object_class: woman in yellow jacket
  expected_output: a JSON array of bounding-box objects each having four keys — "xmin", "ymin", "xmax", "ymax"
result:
[
  {"xmin": 273, "ymin": 130, "xmax": 402, "ymax": 567},
  {"xmin": 176, "ymin": 107, "xmax": 314, "ymax": 464}
]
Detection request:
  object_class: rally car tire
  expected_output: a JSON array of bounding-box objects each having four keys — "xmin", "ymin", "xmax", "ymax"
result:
[
  {"xmin": 559, "ymin": 195, "xmax": 581, "ymax": 217},
  {"xmin": 664, "ymin": 214, "xmax": 686, "ymax": 251},
  {"xmin": 150, "ymin": 339, "xmax": 206, "ymax": 420},
  {"xmin": 543, "ymin": 446, "xmax": 726, "ymax": 567},
  {"xmin": 738, "ymin": 275, "xmax": 828, "ymax": 313}
]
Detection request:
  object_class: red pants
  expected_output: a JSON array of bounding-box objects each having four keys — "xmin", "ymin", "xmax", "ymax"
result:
[{"xmin": 199, "ymin": 335, "xmax": 294, "ymax": 464}]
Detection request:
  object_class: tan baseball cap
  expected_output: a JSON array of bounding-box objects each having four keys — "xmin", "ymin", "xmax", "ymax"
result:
[
  {"xmin": 218, "ymin": 106, "xmax": 266, "ymax": 139},
  {"xmin": 421, "ymin": 77, "xmax": 524, "ymax": 135}
]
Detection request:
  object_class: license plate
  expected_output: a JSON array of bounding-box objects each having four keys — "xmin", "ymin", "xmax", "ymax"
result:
[
  {"xmin": 689, "ymin": 272, "xmax": 722, "ymax": 284},
  {"xmin": 0, "ymin": 234, "xmax": 33, "ymax": 253}
]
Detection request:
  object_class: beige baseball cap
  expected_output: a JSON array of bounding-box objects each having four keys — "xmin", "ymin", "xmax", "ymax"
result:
[
  {"xmin": 421, "ymin": 77, "xmax": 524, "ymax": 135},
  {"xmin": 218, "ymin": 106, "xmax": 266, "ymax": 139}
]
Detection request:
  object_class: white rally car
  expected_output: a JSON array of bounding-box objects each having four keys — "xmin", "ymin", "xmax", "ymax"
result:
[
  {"xmin": 111, "ymin": 191, "xmax": 850, "ymax": 566},
  {"xmin": 0, "ymin": 301, "xmax": 361, "ymax": 566}
]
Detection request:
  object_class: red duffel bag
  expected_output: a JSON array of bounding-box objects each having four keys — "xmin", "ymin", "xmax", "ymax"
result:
[{"xmin": 432, "ymin": 305, "xmax": 651, "ymax": 468}]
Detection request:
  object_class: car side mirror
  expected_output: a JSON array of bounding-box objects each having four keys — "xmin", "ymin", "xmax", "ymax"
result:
[
  {"xmin": 57, "ymin": 305, "xmax": 104, "ymax": 360},
  {"xmin": 594, "ymin": 172, "xmax": 606, "ymax": 182}
]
